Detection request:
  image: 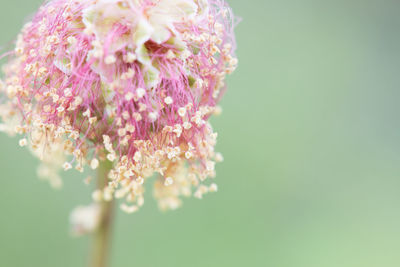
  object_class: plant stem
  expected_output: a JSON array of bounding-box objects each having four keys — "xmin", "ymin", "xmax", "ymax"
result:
[{"xmin": 90, "ymin": 160, "xmax": 115, "ymax": 267}]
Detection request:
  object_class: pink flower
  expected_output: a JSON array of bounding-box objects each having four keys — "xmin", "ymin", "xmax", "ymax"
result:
[{"xmin": 0, "ymin": 0, "xmax": 238, "ymax": 212}]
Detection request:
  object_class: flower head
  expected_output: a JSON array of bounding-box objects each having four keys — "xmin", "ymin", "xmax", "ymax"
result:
[{"xmin": 0, "ymin": 0, "xmax": 238, "ymax": 212}]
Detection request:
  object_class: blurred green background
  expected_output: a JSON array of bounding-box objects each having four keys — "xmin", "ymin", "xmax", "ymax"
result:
[{"xmin": 1, "ymin": 0, "xmax": 400, "ymax": 266}]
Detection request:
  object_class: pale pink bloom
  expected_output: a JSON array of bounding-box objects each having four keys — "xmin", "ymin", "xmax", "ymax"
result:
[{"xmin": 0, "ymin": 0, "xmax": 238, "ymax": 212}]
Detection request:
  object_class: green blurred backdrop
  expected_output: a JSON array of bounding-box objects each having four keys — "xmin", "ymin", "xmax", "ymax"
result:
[{"xmin": 2, "ymin": 0, "xmax": 400, "ymax": 266}]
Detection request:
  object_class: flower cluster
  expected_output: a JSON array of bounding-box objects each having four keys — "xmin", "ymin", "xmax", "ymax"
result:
[{"xmin": 0, "ymin": 0, "xmax": 237, "ymax": 212}]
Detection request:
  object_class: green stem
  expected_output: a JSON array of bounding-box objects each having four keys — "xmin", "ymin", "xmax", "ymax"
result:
[{"xmin": 90, "ymin": 160, "xmax": 115, "ymax": 267}]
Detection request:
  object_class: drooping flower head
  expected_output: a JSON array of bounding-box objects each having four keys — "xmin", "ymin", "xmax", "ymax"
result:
[{"xmin": 0, "ymin": 0, "xmax": 238, "ymax": 212}]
